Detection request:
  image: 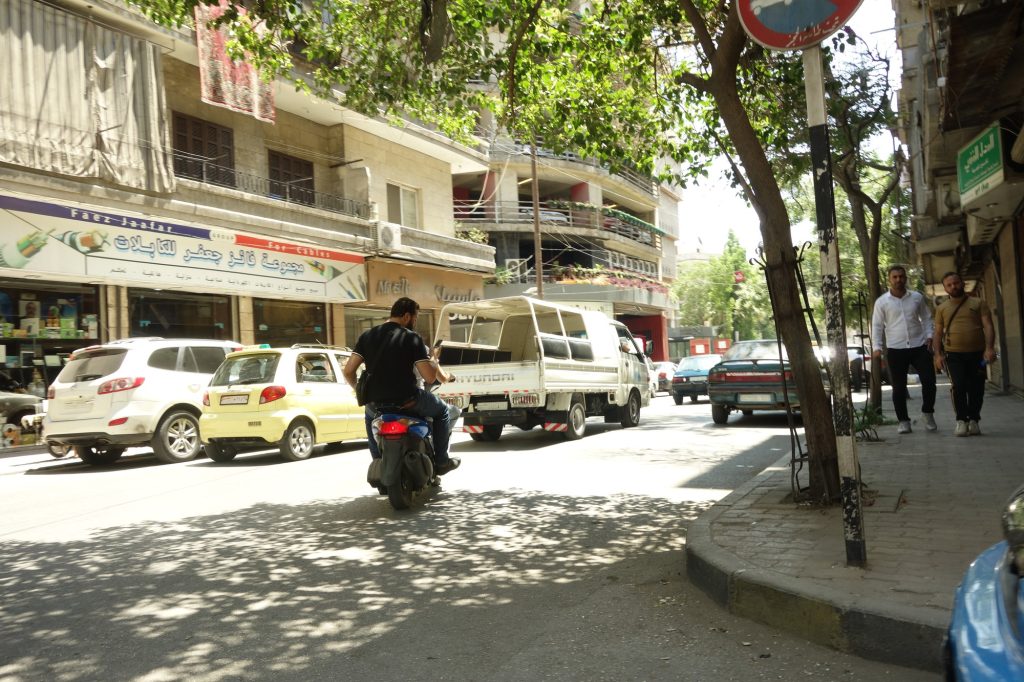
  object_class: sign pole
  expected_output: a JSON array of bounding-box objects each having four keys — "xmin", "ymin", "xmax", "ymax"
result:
[{"xmin": 803, "ymin": 45, "xmax": 866, "ymax": 567}]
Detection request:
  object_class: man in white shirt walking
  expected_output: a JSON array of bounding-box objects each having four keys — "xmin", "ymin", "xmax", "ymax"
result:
[{"xmin": 871, "ymin": 265, "xmax": 938, "ymax": 434}]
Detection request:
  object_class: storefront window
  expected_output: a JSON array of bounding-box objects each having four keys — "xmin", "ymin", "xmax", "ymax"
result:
[
  {"xmin": 0, "ymin": 279, "xmax": 100, "ymax": 390},
  {"xmin": 128, "ymin": 289, "xmax": 232, "ymax": 340},
  {"xmin": 344, "ymin": 306, "xmax": 435, "ymax": 346},
  {"xmin": 253, "ymin": 299, "xmax": 327, "ymax": 347}
]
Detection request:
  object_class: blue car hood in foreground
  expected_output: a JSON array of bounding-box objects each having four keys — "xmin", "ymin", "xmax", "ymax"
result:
[{"xmin": 948, "ymin": 540, "xmax": 1024, "ymax": 680}]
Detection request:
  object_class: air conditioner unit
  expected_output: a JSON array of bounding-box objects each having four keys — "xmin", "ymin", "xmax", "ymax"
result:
[
  {"xmin": 374, "ymin": 222, "xmax": 402, "ymax": 254},
  {"xmin": 504, "ymin": 258, "xmax": 528, "ymax": 278}
]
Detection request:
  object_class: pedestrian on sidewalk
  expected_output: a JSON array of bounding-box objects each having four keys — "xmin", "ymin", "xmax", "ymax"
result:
[
  {"xmin": 871, "ymin": 264, "xmax": 938, "ymax": 434},
  {"xmin": 932, "ymin": 272, "xmax": 996, "ymax": 436}
]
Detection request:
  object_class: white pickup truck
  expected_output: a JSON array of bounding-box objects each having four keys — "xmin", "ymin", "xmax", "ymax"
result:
[{"xmin": 433, "ymin": 296, "xmax": 650, "ymax": 441}]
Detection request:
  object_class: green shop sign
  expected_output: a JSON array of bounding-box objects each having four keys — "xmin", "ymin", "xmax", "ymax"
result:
[{"xmin": 958, "ymin": 123, "xmax": 1004, "ymax": 205}]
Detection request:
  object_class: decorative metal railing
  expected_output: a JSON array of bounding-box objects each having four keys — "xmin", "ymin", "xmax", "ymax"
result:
[
  {"xmin": 172, "ymin": 152, "xmax": 371, "ymax": 220},
  {"xmin": 454, "ymin": 200, "xmax": 662, "ymax": 250}
]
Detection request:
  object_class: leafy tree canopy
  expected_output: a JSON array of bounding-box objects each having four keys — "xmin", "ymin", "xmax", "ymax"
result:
[{"xmin": 129, "ymin": 0, "xmax": 815, "ymax": 183}]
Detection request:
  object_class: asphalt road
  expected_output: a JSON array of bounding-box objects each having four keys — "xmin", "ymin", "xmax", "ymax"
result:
[{"xmin": 0, "ymin": 395, "xmax": 937, "ymax": 681}]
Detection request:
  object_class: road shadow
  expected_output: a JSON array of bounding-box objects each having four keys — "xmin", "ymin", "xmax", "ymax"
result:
[{"xmin": 0, "ymin": 489, "xmax": 711, "ymax": 680}]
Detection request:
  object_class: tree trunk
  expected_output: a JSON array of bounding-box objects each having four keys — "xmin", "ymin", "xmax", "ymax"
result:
[{"xmin": 712, "ymin": 80, "xmax": 841, "ymax": 503}]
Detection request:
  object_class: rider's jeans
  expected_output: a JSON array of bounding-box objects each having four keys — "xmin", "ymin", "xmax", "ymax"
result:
[{"xmin": 364, "ymin": 388, "xmax": 454, "ymax": 463}]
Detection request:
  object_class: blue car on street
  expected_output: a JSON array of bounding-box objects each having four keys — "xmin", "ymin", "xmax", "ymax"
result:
[
  {"xmin": 671, "ymin": 354, "xmax": 722, "ymax": 404},
  {"xmin": 945, "ymin": 485, "xmax": 1024, "ymax": 680}
]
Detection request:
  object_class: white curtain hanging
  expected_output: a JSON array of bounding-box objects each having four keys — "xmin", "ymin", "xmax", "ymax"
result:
[{"xmin": 0, "ymin": 0, "xmax": 174, "ymax": 193}]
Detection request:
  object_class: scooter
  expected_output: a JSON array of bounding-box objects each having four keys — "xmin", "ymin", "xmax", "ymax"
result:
[{"xmin": 366, "ymin": 408, "xmax": 438, "ymax": 510}]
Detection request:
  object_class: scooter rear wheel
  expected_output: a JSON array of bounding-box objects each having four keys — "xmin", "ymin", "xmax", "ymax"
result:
[{"xmin": 387, "ymin": 471, "xmax": 414, "ymax": 510}]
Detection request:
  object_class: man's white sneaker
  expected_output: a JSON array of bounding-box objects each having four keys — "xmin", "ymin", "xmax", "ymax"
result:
[
  {"xmin": 922, "ymin": 414, "xmax": 937, "ymax": 432},
  {"xmin": 968, "ymin": 420, "xmax": 981, "ymax": 436},
  {"xmin": 897, "ymin": 420, "xmax": 912, "ymax": 434},
  {"xmin": 954, "ymin": 420, "xmax": 969, "ymax": 437}
]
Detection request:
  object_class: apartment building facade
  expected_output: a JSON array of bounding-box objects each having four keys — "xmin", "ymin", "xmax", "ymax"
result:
[
  {"xmin": 0, "ymin": 0, "xmax": 494, "ymax": 387},
  {"xmin": 452, "ymin": 135, "xmax": 679, "ymax": 361},
  {"xmin": 894, "ymin": 0, "xmax": 1024, "ymax": 394}
]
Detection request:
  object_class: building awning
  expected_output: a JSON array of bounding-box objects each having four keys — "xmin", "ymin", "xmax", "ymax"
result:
[{"xmin": 942, "ymin": 2, "xmax": 1024, "ymax": 131}]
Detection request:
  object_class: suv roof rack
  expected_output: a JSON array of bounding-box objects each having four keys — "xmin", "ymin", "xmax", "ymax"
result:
[{"xmin": 106, "ymin": 337, "xmax": 165, "ymax": 344}]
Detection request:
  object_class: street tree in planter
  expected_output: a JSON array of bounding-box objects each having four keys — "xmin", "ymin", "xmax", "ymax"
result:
[{"xmin": 131, "ymin": 0, "xmax": 847, "ymax": 502}]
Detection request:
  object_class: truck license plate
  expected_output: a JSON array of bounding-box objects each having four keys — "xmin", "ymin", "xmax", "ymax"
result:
[
  {"xmin": 476, "ymin": 401, "xmax": 507, "ymax": 411},
  {"xmin": 219, "ymin": 394, "xmax": 249, "ymax": 405}
]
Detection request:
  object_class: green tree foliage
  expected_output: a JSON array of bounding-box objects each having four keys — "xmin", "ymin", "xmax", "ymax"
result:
[
  {"xmin": 673, "ymin": 232, "xmax": 773, "ymax": 340},
  {"xmin": 130, "ymin": 0, "xmax": 846, "ymax": 499}
]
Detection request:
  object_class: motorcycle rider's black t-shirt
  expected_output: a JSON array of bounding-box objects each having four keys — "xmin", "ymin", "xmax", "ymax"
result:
[{"xmin": 352, "ymin": 321, "xmax": 429, "ymax": 404}]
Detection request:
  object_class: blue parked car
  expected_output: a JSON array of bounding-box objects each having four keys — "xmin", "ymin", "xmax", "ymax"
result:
[
  {"xmin": 945, "ymin": 484, "xmax": 1024, "ymax": 680},
  {"xmin": 671, "ymin": 354, "xmax": 722, "ymax": 404}
]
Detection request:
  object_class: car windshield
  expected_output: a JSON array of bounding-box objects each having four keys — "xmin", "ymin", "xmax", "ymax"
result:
[
  {"xmin": 211, "ymin": 353, "xmax": 280, "ymax": 385},
  {"xmin": 56, "ymin": 349, "xmax": 128, "ymax": 382},
  {"xmin": 722, "ymin": 340, "xmax": 788, "ymax": 361},
  {"xmin": 677, "ymin": 355, "xmax": 722, "ymax": 371}
]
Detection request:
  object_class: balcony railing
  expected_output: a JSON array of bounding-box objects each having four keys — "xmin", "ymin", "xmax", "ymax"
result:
[
  {"xmin": 454, "ymin": 200, "xmax": 662, "ymax": 250},
  {"xmin": 509, "ymin": 142, "xmax": 658, "ymax": 196},
  {"xmin": 172, "ymin": 152, "xmax": 371, "ymax": 220}
]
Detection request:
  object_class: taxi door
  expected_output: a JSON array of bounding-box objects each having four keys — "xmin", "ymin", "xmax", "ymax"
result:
[
  {"xmin": 331, "ymin": 352, "xmax": 364, "ymax": 438},
  {"xmin": 294, "ymin": 352, "xmax": 346, "ymax": 442}
]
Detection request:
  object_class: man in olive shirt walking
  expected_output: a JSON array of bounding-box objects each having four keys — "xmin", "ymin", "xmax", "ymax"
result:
[{"xmin": 933, "ymin": 272, "xmax": 996, "ymax": 436}]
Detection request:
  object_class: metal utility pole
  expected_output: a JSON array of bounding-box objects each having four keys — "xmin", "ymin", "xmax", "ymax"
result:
[
  {"xmin": 804, "ymin": 46, "xmax": 866, "ymax": 567},
  {"xmin": 530, "ymin": 140, "xmax": 544, "ymax": 300}
]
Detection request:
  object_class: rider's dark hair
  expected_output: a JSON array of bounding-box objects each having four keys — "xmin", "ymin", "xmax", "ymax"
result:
[{"xmin": 390, "ymin": 297, "xmax": 420, "ymax": 318}]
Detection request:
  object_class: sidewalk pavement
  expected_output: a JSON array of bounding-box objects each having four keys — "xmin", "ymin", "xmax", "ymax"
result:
[{"xmin": 686, "ymin": 376, "xmax": 1024, "ymax": 673}]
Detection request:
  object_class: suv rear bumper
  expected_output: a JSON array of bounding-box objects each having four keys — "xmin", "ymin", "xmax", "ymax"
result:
[{"xmin": 45, "ymin": 431, "xmax": 154, "ymax": 447}]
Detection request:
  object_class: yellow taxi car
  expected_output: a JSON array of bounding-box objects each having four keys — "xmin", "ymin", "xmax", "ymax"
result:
[{"xmin": 199, "ymin": 345, "xmax": 362, "ymax": 462}]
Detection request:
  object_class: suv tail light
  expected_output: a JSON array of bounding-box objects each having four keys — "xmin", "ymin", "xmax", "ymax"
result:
[
  {"xmin": 47, "ymin": 385, "xmax": 55, "ymax": 399},
  {"xmin": 98, "ymin": 377, "xmax": 145, "ymax": 394},
  {"xmin": 202, "ymin": 391, "xmax": 210, "ymax": 407},
  {"xmin": 259, "ymin": 386, "xmax": 287, "ymax": 404}
]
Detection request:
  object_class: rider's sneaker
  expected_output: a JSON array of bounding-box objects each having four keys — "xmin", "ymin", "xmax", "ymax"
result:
[{"xmin": 435, "ymin": 457, "xmax": 461, "ymax": 475}]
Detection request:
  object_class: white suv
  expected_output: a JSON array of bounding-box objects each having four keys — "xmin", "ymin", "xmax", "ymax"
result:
[{"xmin": 44, "ymin": 337, "xmax": 241, "ymax": 466}]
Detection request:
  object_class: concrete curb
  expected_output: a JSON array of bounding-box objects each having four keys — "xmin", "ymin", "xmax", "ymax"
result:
[{"xmin": 686, "ymin": 454, "xmax": 948, "ymax": 673}]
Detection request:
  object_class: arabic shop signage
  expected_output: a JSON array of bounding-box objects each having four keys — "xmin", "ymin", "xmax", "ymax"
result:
[
  {"xmin": 367, "ymin": 260, "xmax": 483, "ymax": 307},
  {"xmin": 0, "ymin": 193, "xmax": 367, "ymax": 301},
  {"xmin": 958, "ymin": 123, "xmax": 1005, "ymax": 205}
]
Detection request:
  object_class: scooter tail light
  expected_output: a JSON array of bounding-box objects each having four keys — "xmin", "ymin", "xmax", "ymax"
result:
[{"xmin": 379, "ymin": 420, "xmax": 410, "ymax": 436}]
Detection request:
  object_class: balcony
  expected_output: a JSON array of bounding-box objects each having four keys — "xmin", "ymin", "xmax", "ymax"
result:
[
  {"xmin": 454, "ymin": 200, "xmax": 662, "ymax": 251},
  {"xmin": 506, "ymin": 143, "xmax": 658, "ymax": 197},
  {"xmin": 173, "ymin": 152, "xmax": 371, "ymax": 220},
  {"xmin": 486, "ymin": 268, "xmax": 670, "ymax": 310}
]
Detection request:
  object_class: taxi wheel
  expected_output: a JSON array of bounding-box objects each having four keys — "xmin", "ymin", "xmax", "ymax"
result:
[
  {"xmin": 204, "ymin": 442, "xmax": 237, "ymax": 462},
  {"xmin": 152, "ymin": 410, "xmax": 202, "ymax": 464},
  {"xmin": 280, "ymin": 419, "xmax": 315, "ymax": 461},
  {"xmin": 75, "ymin": 446, "xmax": 124, "ymax": 466}
]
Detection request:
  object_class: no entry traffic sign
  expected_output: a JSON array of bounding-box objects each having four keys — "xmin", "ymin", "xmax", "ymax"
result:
[{"xmin": 738, "ymin": 0, "xmax": 864, "ymax": 51}]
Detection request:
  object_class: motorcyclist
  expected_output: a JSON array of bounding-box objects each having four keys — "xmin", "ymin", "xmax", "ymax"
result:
[{"xmin": 342, "ymin": 297, "xmax": 460, "ymax": 475}]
